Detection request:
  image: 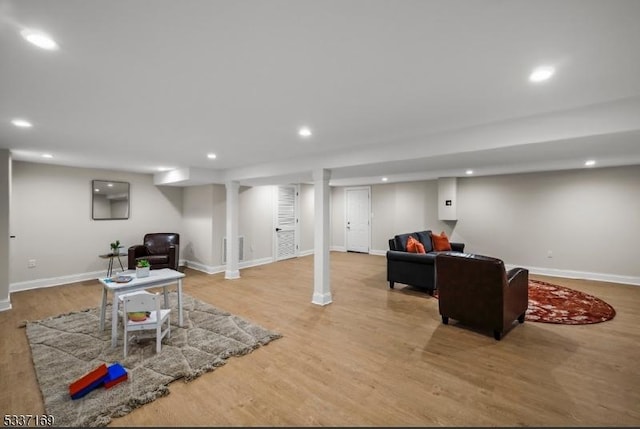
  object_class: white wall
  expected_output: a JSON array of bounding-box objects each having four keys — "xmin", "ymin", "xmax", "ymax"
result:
[
  {"xmin": 370, "ymin": 180, "xmax": 450, "ymax": 252},
  {"xmin": 9, "ymin": 160, "xmax": 638, "ymax": 293},
  {"xmin": 239, "ymin": 185, "xmax": 274, "ymax": 262},
  {"xmin": 330, "ymin": 186, "xmax": 345, "ymax": 250},
  {"xmin": 182, "ymin": 184, "xmax": 276, "ymax": 272},
  {"xmin": 10, "ymin": 162, "xmax": 183, "ymax": 289},
  {"xmin": 181, "ymin": 184, "xmax": 224, "ymax": 271},
  {"xmin": 299, "ymin": 184, "xmax": 314, "ymax": 254},
  {"xmin": 331, "ymin": 165, "xmax": 639, "ymax": 283},
  {"xmin": 0, "ymin": 150, "xmax": 11, "ymax": 310},
  {"xmin": 456, "ymin": 165, "xmax": 640, "ymax": 281},
  {"xmin": 183, "ymin": 185, "xmax": 215, "ymax": 266},
  {"xmin": 211, "ymin": 184, "xmax": 226, "ymax": 266}
]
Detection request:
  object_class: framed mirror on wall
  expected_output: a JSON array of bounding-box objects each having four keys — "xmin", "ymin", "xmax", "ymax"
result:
[{"xmin": 92, "ymin": 180, "xmax": 130, "ymax": 220}]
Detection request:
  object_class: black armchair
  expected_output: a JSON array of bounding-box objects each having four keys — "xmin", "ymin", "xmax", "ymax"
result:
[
  {"xmin": 128, "ymin": 233, "xmax": 180, "ymax": 271},
  {"xmin": 386, "ymin": 230, "xmax": 465, "ymax": 292}
]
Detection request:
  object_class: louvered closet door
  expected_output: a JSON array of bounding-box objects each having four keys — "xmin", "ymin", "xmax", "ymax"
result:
[{"xmin": 275, "ymin": 185, "xmax": 298, "ymax": 261}]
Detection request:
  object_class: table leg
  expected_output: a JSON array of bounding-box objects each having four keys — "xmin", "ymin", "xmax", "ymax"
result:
[
  {"xmin": 163, "ymin": 286, "xmax": 169, "ymax": 309},
  {"xmin": 99, "ymin": 286, "xmax": 107, "ymax": 331},
  {"xmin": 178, "ymin": 278, "xmax": 183, "ymax": 327},
  {"xmin": 107, "ymin": 257, "xmax": 114, "ymax": 277},
  {"xmin": 111, "ymin": 291, "xmax": 119, "ymax": 348},
  {"xmin": 116, "ymin": 255, "xmax": 124, "ymax": 272}
]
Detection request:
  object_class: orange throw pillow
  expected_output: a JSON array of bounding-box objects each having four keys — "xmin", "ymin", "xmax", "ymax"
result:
[
  {"xmin": 406, "ymin": 236, "xmax": 418, "ymax": 253},
  {"xmin": 406, "ymin": 236, "xmax": 426, "ymax": 254},
  {"xmin": 431, "ymin": 231, "xmax": 452, "ymax": 251}
]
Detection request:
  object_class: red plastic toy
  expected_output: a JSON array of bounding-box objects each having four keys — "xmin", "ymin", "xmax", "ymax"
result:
[
  {"xmin": 69, "ymin": 363, "xmax": 108, "ymax": 399},
  {"xmin": 68, "ymin": 362, "xmax": 128, "ymax": 399}
]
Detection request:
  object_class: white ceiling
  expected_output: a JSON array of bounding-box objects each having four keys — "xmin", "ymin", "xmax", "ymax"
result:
[{"xmin": 1, "ymin": 0, "xmax": 640, "ymax": 186}]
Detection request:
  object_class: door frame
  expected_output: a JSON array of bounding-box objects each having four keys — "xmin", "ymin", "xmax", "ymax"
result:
[
  {"xmin": 344, "ymin": 186, "xmax": 371, "ymax": 253},
  {"xmin": 272, "ymin": 184, "xmax": 300, "ymax": 261}
]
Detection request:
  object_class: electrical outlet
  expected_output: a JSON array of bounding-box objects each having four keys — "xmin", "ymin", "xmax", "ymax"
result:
[
  {"xmin": 28, "ymin": 259, "xmax": 36, "ymax": 268},
  {"xmin": 547, "ymin": 250, "xmax": 553, "ymax": 258}
]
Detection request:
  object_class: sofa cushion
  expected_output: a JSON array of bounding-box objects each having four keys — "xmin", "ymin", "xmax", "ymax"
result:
[
  {"xmin": 387, "ymin": 250, "xmax": 438, "ymax": 263},
  {"xmin": 431, "ymin": 231, "xmax": 452, "ymax": 251},
  {"xmin": 393, "ymin": 233, "xmax": 415, "ymax": 252},
  {"xmin": 414, "ymin": 230, "xmax": 434, "ymax": 253},
  {"xmin": 406, "ymin": 236, "xmax": 418, "ymax": 253},
  {"xmin": 143, "ymin": 254, "xmax": 169, "ymax": 265},
  {"xmin": 406, "ymin": 236, "xmax": 426, "ymax": 254}
]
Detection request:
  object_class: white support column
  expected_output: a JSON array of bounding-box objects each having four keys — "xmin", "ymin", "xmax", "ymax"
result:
[
  {"xmin": 312, "ymin": 168, "xmax": 332, "ymax": 306},
  {"xmin": 225, "ymin": 180, "xmax": 240, "ymax": 280}
]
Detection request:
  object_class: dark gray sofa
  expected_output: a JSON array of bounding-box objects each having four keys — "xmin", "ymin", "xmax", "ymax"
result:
[{"xmin": 386, "ymin": 230, "xmax": 465, "ymax": 292}]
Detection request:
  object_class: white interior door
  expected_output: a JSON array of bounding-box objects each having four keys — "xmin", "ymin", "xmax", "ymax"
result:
[
  {"xmin": 274, "ymin": 185, "xmax": 299, "ymax": 261},
  {"xmin": 345, "ymin": 187, "xmax": 370, "ymax": 253}
]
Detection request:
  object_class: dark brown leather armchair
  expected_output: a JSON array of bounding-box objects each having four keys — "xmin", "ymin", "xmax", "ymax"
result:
[
  {"xmin": 435, "ymin": 252, "xmax": 528, "ymax": 340},
  {"xmin": 128, "ymin": 233, "xmax": 180, "ymax": 271}
]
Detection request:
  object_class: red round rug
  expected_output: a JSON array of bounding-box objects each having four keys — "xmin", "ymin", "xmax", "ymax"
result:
[
  {"xmin": 526, "ymin": 279, "xmax": 616, "ymax": 324},
  {"xmin": 432, "ymin": 280, "xmax": 616, "ymax": 325}
]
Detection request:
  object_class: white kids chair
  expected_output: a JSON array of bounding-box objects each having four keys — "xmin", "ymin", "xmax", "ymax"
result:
[{"xmin": 121, "ymin": 292, "xmax": 171, "ymax": 358}]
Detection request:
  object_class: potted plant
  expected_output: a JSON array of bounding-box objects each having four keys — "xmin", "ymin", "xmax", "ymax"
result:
[
  {"xmin": 136, "ymin": 258, "xmax": 151, "ymax": 278},
  {"xmin": 110, "ymin": 239, "xmax": 121, "ymax": 255}
]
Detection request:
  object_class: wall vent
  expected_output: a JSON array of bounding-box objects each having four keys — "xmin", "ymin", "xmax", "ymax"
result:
[{"xmin": 222, "ymin": 236, "xmax": 245, "ymax": 263}]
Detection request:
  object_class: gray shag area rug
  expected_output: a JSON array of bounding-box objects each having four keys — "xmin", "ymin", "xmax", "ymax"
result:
[{"xmin": 25, "ymin": 292, "xmax": 282, "ymax": 427}]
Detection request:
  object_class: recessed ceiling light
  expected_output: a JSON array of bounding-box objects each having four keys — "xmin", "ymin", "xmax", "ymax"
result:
[
  {"xmin": 381, "ymin": 177, "xmax": 388, "ymax": 182},
  {"xmin": 41, "ymin": 153, "xmax": 53, "ymax": 158},
  {"xmin": 298, "ymin": 127, "xmax": 312, "ymax": 137},
  {"xmin": 465, "ymin": 169, "xmax": 474, "ymax": 175},
  {"xmin": 107, "ymin": 183, "xmax": 113, "ymax": 187},
  {"xmin": 94, "ymin": 188, "xmax": 100, "ymax": 192},
  {"xmin": 20, "ymin": 29, "xmax": 59, "ymax": 50},
  {"xmin": 207, "ymin": 153, "xmax": 217, "ymax": 159},
  {"xmin": 529, "ymin": 66, "xmax": 555, "ymax": 83},
  {"xmin": 585, "ymin": 159, "xmax": 596, "ymax": 167},
  {"xmin": 12, "ymin": 118, "xmax": 33, "ymax": 128}
]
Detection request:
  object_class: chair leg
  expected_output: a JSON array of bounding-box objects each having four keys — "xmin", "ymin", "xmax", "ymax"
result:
[
  {"xmin": 518, "ymin": 313, "xmax": 526, "ymax": 323},
  {"xmin": 389, "ymin": 281, "xmax": 394, "ymax": 289},
  {"xmin": 493, "ymin": 330, "xmax": 502, "ymax": 341},
  {"xmin": 123, "ymin": 329, "xmax": 128, "ymax": 358},
  {"xmin": 441, "ymin": 315, "xmax": 449, "ymax": 325},
  {"xmin": 156, "ymin": 324, "xmax": 161, "ymax": 354}
]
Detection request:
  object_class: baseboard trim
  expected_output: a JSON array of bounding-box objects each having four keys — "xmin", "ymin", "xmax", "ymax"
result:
[
  {"xmin": 239, "ymin": 257, "xmax": 274, "ymax": 269},
  {"xmin": 296, "ymin": 250, "xmax": 354, "ymax": 256},
  {"xmin": 184, "ymin": 257, "xmax": 275, "ymax": 275},
  {"xmin": 184, "ymin": 260, "xmax": 225, "ymax": 275},
  {"xmin": 505, "ymin": 264, "xmax": 640, "ymax": 286},
  {"xmin": 10, "ymin": 270, "xmax": 105, "ymax": 293},
  {"xmin": 10, "ymin": 263, "xmax": 196, "ymax": 293},
  {"xmin": 369, "ymin": 249, "xmax": 386, "ymax": 256},
  {"xmin": 11, "ymin": 258, "xmax": 637, "ymax": 294},
  {"xmin": 0, "ymin": 299, "xmax": 12, "ymax": 312},
  {"xmin": 10, "ymin": 256, "xmax": 278, "ymax": 291}
]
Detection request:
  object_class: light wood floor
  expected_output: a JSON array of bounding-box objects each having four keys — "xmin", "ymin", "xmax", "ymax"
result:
[{"xmin": 1, "ymin": 252, "xmax": 639, "ymax": 427}]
